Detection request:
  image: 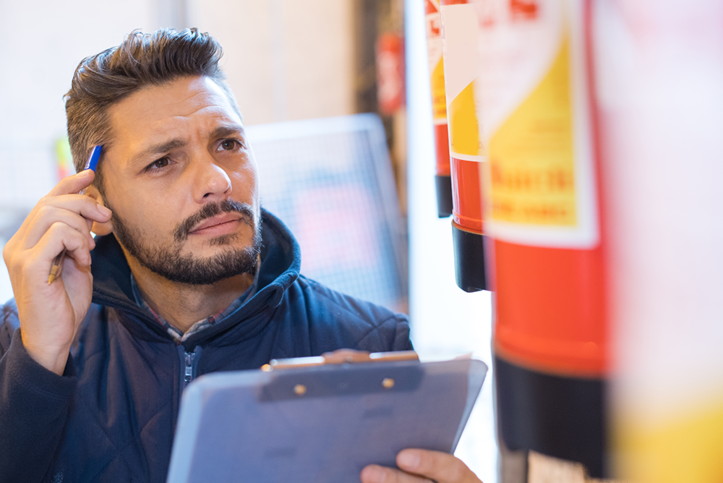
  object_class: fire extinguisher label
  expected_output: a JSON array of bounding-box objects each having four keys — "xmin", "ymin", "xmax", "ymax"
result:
[
  {"xmin": 441, "ymin": 3, "xmax": 485, "ymax": 161},
  {"xmin": 426, "ymin": 5, "xmax": 447, "ymax": 125},
  {"xmin": 477, "ymin": 0, "xmax": 598, "ymax": 248}
]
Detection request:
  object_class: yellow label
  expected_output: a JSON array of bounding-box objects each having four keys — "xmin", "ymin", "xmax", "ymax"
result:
[
  {"xmin": 448, "ymin": 80, "xmax": 481, "ymax": 157},
  {"xmin": 488, "ymin": 35, "xmax": 576, "ymax": 227},
  {"xmin": 431, "ymin": 58, "xmax": 447, "ymax": 122},
  {"xmin": 616, "ymin": 403, "xmax": 723, "ymax": 483}
]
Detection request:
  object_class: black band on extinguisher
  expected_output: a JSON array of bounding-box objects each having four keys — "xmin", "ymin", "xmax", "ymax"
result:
[
  {"xmin": 451, "ymin": 222, "xmax": 487, "ymax": 292},
  {"xmin": 435, "ymin": 175, "xmax": 454, "ymax": 218},
  {"xmin": 495, "ymin": 355, "xmax": 608, "ymax": 478}
]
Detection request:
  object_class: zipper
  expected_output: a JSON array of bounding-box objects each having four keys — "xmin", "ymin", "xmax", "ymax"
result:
[
  {"xmin": 179, "ymin": 346, "xmax": 202, "ymax": 391},
  {"xmin": 173, "ymin": 346, "xmax": 201, "ymax": 436},
  {"xmin": 183, "ymin": 351, "xmax": 195, "ymax": 388}
]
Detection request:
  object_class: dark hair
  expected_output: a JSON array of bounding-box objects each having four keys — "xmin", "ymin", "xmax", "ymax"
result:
[{"xmin": 65, "ymin": 28, "xmax": 239, "ymax": 187}]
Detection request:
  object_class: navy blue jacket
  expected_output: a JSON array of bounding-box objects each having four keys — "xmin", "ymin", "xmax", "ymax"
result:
[{"xmin": 0, "ymin": 210, "xmax": 412, "ymax": 482}]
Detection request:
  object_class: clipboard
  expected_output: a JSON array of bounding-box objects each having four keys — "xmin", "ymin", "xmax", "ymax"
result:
[{"xmin": 167, "ymin": 350, "xmax": 488, "ymax": 483}]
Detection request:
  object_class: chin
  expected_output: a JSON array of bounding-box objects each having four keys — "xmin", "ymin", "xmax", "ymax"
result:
[{"xmin": 208, "ymin": 233, "xmax": 245, "ymax": 247}]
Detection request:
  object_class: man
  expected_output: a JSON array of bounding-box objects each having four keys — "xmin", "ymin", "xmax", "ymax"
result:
[{"xmin": 0, "ymin": 29, "xmax": 482, "ymax": 482}]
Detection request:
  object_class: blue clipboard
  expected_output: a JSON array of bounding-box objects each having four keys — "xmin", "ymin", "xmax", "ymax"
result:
[{"xmin": 167, "ymin": 350, "xmax": 488, "ymax": 483}]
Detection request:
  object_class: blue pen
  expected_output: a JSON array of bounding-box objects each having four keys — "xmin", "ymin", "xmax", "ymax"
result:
[{"xmin": 48, "ymin": 145, "xmax": 103, "ymax": 284}]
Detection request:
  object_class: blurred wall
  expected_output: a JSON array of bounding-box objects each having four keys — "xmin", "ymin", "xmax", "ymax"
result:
[{"xmin": 189, "ymin": 0, "xmax": 355, "ymax": 125}]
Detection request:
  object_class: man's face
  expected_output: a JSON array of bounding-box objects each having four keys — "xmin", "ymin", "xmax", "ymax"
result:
[{"xmin": 98, "ymin": 76, "xmax": 261, "ymax": 285}]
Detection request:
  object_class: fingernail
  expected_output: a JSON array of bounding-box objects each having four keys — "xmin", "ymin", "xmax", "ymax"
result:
[
  {"xmin": 398, "ymin": 451, "xmax": 420, "ymax": 470},
  {"xmin": 98, "ymin": 205, "xmax": 111, "ymax": 216},
  {"xmin": 363, "ymin": 466, "xmax": 386, "ymax": 483}
]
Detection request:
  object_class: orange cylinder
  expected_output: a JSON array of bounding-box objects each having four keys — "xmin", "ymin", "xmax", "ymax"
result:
[
  {"xmin": 423, "ymin": 0, "xmax": 453, "ymax": 217},
  {"xmin": 474, "ymin": 0, "xmax": 608, "ymax": 476},
  {"xmin": 440, "ymin": 0, "xmax": 487, "ymax": 292},
  {"xmin": 494, "ymin": 243, "xmax": 606, "ymax": 375}
]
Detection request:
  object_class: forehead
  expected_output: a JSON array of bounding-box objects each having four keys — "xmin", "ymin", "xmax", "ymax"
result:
[{"xmin": 107, "ymin": 76, "xmax": 242, "ymax": 159}]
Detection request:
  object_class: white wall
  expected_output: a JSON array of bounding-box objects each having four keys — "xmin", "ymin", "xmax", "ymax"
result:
[{"xmin": 188, "ymin": 0, "xmax": 356, "ymax": 125}]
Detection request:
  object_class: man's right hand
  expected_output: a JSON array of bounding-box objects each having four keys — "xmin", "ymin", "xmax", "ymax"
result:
[{"xmin": 2, "ymin": 170, "xmax": 112, "ymax": 375}]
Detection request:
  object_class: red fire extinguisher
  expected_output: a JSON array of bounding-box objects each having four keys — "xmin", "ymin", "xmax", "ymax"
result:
[
  {"xmin": 376, "ymin": 33, "xmax": 405, "ymax": 116},
  {"xmin": 439, "ymin": 0, "xmax": 487, "ymax": 292},
  {"xmin": 474, "ymin": 0, "xmax": 608, "ymax": 476},
  {"xmin": 423, "ymin": 0, "xmax": 454, "ymax": 218}
]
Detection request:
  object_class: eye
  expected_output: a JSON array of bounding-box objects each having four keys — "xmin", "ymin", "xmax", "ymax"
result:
[
  {"xmin": 145, "ymin": 156, "xmax": 171, "ymax": 172},
  {"xmin": 219, "ymin": 139, "xmax": 243, "ymax": 151}
]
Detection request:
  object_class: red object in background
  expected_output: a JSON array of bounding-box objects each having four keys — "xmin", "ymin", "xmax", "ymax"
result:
[
  {"xmin": 489, "ymin": 0, "xmax": 606, "ymax": 379},
  {"xmin": 494, "ymin": 242, "xmax": 606, "ymax": 375},
  {"xmin": 482, "ymin": 0, "xmax": 608, "ymax": 476},
  {"xmin": 440, "ymin": 0, "xmax": 487, "ymax": 291},
  {"xmin": 510, "ymin": 0, "xmax": 539, "ymax": 20},
  {"xmin": 450, "ymin": 155, "xmax": 482, "ymax": 239},
  {"xmin": 424, "ymin": 0, "xmax": 454, "ymax": 217},
  {"xmin": 376, "ymin": 33, "xmax": 405, "ymax": 116},
  {"xmin": 435, "ymin": 125, "xmax": 451, "ymax": 180}
]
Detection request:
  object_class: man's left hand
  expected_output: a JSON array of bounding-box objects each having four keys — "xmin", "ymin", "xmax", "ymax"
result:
[{"xmin": 360, "ymin": 449, "xmax": 482, "ymax": 483}]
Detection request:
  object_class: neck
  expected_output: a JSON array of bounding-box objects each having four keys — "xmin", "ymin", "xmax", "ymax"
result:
[{"xmin": 127, "ymin": 258, "xmax": 254, "ymax": 333}]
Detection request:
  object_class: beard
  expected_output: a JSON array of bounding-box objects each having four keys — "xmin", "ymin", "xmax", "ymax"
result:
[{"xmin": 108, "ymin": 199, "xmax": 262, "ymax": 285}]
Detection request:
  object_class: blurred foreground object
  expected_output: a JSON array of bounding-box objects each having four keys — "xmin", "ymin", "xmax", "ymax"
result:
[
  {"xmin": 246, "ymin": 114, "xmax": 408, "ymax": 313},
  {"xmin": 594, "ymin": 1, "xmax": 723, "ymax": 482},
  {"xmin": 473, "ymin": 0, "xmax": 606, "ymax": 477}
]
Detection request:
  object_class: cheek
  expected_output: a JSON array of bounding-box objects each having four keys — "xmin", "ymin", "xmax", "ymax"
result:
[
  {"xmin": 230, "ymin": 166, "xmax": 259, "ymax": 205},
  {"xmin": 125, "ymin": 194, "xmax": 181, "ymax": 238}
]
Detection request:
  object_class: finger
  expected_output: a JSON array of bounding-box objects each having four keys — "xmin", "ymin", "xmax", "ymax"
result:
[
  {"xmin": 361, "ymin": 464, "xmax": 433, "ymax": 483},
  {"xmin": 40, "ymin": 193, "xmax": 112, "ymax": 223},
  {"xmin": 9, "ymin": 173, "xmax": 110, "ymax": 245},
  {"xmin": 22, "ymin": 205, "xmax": 97, "ymax": 250},
  {"xmin": 16, "ymin": 192, "xmax": 111, "ymax": 246},
  {"xmin": 19, "ymin": 194, "xmax": 110, "ymax": 241},
  {"xmin": 47, "ymin": 169, "xmax": 96, "ymax": 197},
  {"xmin": 396, "ymin": 450, "xmax": 479, "ymax": 483},
  {"xmin": 34, "ymin": 222, "xmax": 93, "ymax": 271}
]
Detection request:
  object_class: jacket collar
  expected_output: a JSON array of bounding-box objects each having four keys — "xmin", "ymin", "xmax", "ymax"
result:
[{"xmin": 89, "ymin": 209, "xmax": 301, "ymax": 344}]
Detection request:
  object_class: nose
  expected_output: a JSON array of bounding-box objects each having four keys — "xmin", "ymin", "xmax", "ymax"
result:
[{"xmin": 192, "ymin": 153, "xmax": 232, "ymax": 202}]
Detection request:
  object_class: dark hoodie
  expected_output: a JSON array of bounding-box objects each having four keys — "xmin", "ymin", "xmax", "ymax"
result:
[{"xmin": 0, "ymin": 210, "xmax": 412, "ymax": 482}]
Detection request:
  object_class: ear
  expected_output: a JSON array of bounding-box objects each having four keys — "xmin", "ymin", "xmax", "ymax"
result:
[{"xmin": 85, "ymin": 184, "xmax": 114, "ymax": 236}]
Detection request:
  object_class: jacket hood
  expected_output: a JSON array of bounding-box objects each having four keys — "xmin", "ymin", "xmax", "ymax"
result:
[{"xmin": 89, "ymin": 209, "xmax": 301, "ymax": 346}]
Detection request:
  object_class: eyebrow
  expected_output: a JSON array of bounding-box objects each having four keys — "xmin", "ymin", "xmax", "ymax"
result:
[
  {"xmin": 130, "ymin": 138, "xmax": 186, "ymax": 167},
  {"xmin": 210, "ymin": 124, "xmax": 246, "ymax": 141},
  {"xmin": 129, "ymin": 123, "xmax": 246, "ymax": 167}
]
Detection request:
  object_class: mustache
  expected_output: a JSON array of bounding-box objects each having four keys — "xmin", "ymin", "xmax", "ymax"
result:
[{"xmin": 174, "ymin": 200, "xmax": 255, "ymax": 242}]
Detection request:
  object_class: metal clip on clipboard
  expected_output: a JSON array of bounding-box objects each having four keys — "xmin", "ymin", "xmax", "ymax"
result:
[
  {"xmin": 259, "ymin": 350, "xmax": 422, "ymax": 402},
  {"xmin": 167, "ymin": 350, "xmax": 488, "ymax": 483},
  {"xmin": 262, "ymin": 349, "xmax": 420, "ymax": 370}
]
